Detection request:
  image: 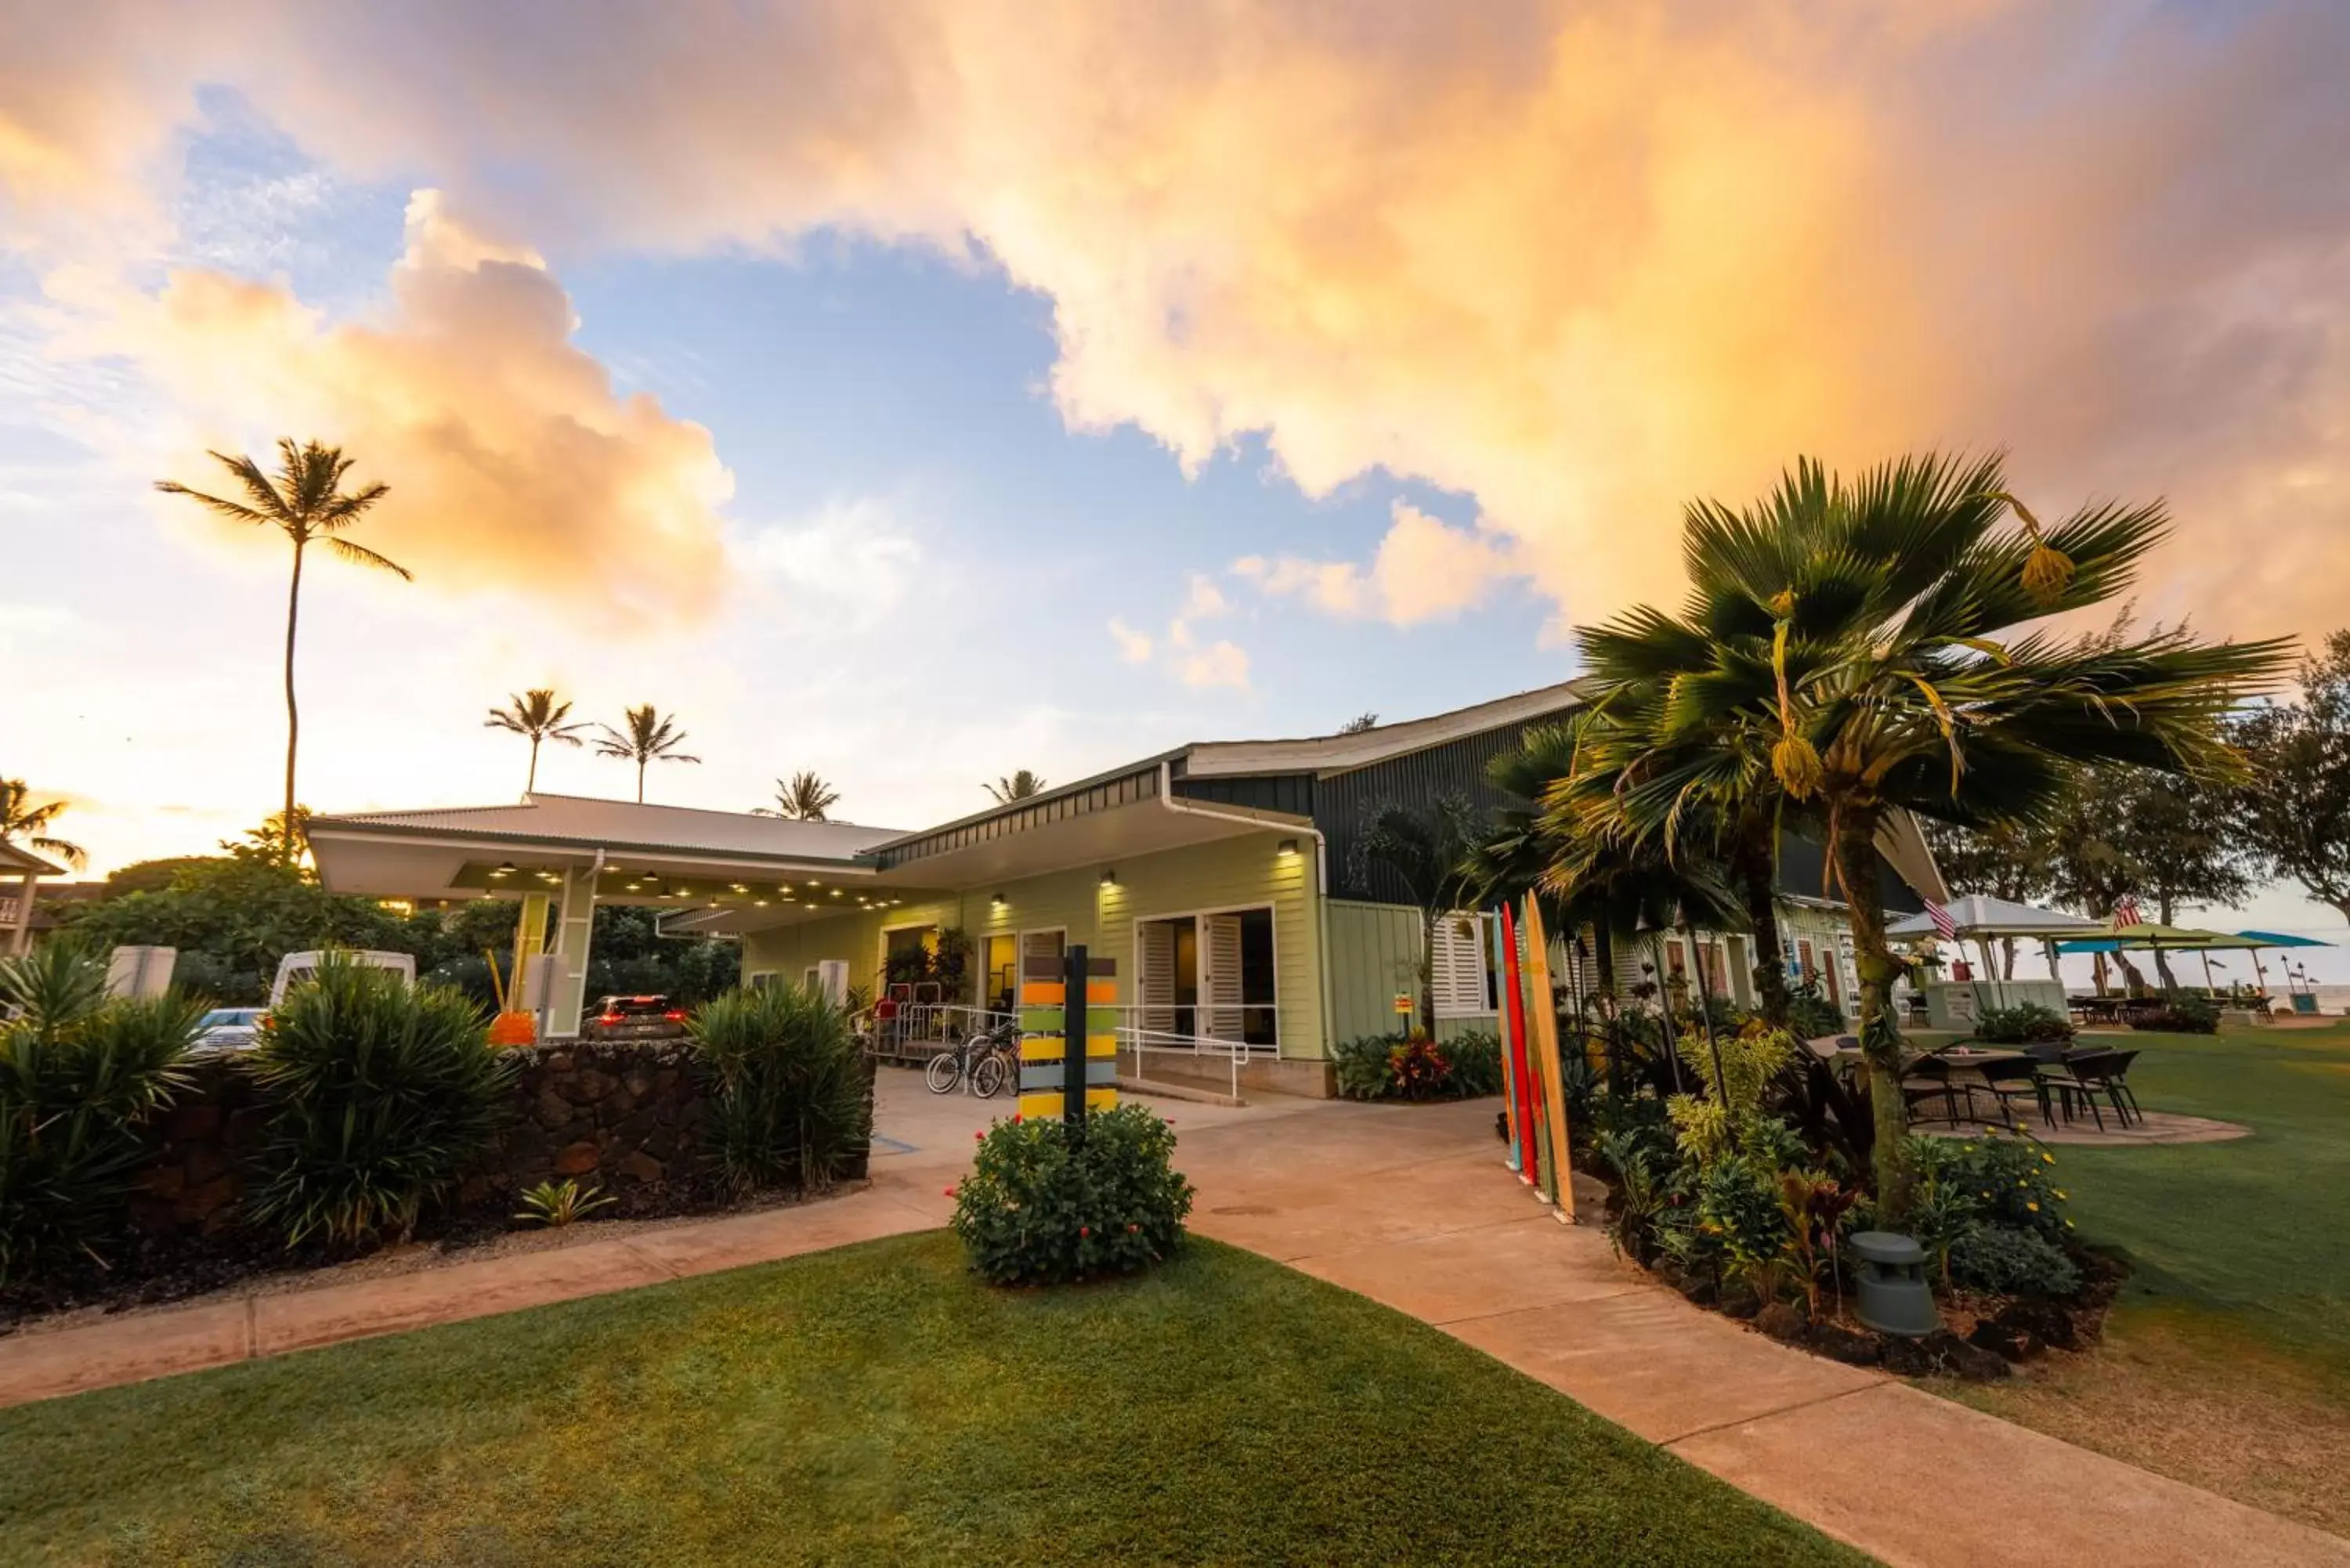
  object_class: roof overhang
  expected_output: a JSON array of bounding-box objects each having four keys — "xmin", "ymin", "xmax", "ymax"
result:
[
  {"xmin": 0, "ymin": 842, "xmax": 67, "ymax": 877},
  {"xmin": 1183, "ymin": 678, "xmax": 1590, "ymax": 779}
]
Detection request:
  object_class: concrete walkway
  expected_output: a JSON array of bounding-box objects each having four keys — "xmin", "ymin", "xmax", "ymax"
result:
[{"xmin": 2, "ymin": 1076, "xmax": 2343, "ymax": 1567}]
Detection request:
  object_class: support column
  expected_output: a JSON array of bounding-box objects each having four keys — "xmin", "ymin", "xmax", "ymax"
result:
[
  {"xmin": 7, "ymin": 873, "xmax": 35, "ymax": 955},
  {"xmin": 510, "ymin": 892, "xmax": 551, "ymax": 1012},
  {"xmin": 548, "ymin": 857, "xmax": 600, "ymax": 1038}
]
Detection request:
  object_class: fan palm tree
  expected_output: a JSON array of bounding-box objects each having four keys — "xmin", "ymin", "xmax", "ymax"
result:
[
  {"xmin": 0, "ymin": 779, "xmax": 86, "ymax": 869},
  {"xmin": 1575, "ymin": 451, "xmax": 2293, "ymax": 1216},
  {"xmin": 754, "ymin": 771, "xmax": 840, "ymax": 822},
  {"xmin": 157, "ymin": 441, "xmax": 410, "ymax": 862},
  {"xmin": 485, "ymin": 688, "xmax": 589, "ymax": 793},
  {"xmin": 1353, "ymin": 796, "xmax": 1484, "ymax": 1033},
  {"xmin": 984, "ymin": 770, "xmax": 1047, "ymax": 804},
  {"xmin": 593, "ymin": 705, "xmax": 701, "ymax": 803}
]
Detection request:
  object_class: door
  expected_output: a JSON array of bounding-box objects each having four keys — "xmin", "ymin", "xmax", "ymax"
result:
[
  {"xmin": 1198, "ymin": 913, "xmax": 1245, "ymax": 1041},
  {"xmin": 983, "ymin": 934, "xmax": 1018, "ymax": 1013}
]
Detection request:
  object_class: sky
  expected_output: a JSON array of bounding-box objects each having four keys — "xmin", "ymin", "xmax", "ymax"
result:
[{"xmin": 5, "ymin": 2, "xmax": 2350, "ymax": 966}]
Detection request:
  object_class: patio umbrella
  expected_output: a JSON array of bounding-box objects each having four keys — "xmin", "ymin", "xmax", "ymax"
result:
[
  {"xmin": 2055, "ymin": 924, "xmax": 2276, "ymax": 994},
  {"xmin": 1887, "ymin": 895, "xmax": 2103, "ymax": 1005},
  {"xmin": 2236, "ymin": 930, "xmax": 2333, "ymax": 1000}
]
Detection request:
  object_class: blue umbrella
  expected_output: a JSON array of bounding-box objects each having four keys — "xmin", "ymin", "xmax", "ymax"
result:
[{"xmin": 2237, "ymin": 930, "xmax": 2334, "ymax": 947}]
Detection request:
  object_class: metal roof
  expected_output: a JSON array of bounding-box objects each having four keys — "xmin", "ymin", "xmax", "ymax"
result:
[{"xmin": 311, "ymin": 793, "xmax": 904, "ymax": 864}]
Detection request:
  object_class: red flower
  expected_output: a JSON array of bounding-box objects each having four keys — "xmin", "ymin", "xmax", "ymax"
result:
[
  {"xmin": 944, "ymin": 1187, "xmax": 957, "ymax": 1198},
  {"xmin": 1126, "ymin": 1223, "xmax": 1139, "ymax": 1233},
  {"xmin": 974, "ymin": 1130, "xmax": 985, "ymax": 1140},
  {"xmin": 1079, "ymin": 1226, "xmax": 1091, "ymax": 1237}
]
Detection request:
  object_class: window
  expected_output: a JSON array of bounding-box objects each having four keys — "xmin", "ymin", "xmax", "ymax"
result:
[{"xmin": 1431, "ymin": 912, "xmax": 1491, "ymax": 1019}]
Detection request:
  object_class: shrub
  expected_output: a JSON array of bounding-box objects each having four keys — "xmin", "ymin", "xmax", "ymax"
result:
[
  {"xmin": 514, "ymin": 1178, "xmax": 614, "ymax": 1227},
  {"xmin": 952, "ymin": 1104, "xmax": 1195, "ymax": 1286},
  {"xmin": 1332, "ymin": 1034, "xmax": 1398, "ymax": 1101},
  {"xmin": 244, "ymin": 956, "xmax": 517, "ymax": 1247},
  {"xmin": 1913, "ymin": 1130, "xmax": 2067, "ymax": 1241},
  {"xmin": 2135, "ymin": 994, "xmax": 2220, "ymax": 1034},
  {"xmin": 1667, "ymin": 1021, "xmax": 1795, "ymax": 1168},
  {"xmin": 1694, "ymin": 1154, "xmax": 1791, "ymax": 1301},
  {"xmin": 1975, "ymin": 1003, "xmax": 2074, "ymax": 1044},
  {"xmin": 689, "ymin": 982, "xmax": 872, "ymax": 1192},
  {"xmin": 1386, "ymin": 1035, "xmax": 1452, "ymax": 1099},
  {"xmin": 1785, "ymin": 982, "xmax": 1846, "ymax": 1041},
  {"xmin": 1443, "ymin": 1029, "xmax": 1504, "ymax": 1096},
  {"xmin": 0, "ymin": 943, "xmax": 201, "ymax": 1282},
  {"xmin": 1951, "ymin": 1224, "xmax": 2081, "ymax": 1297}
]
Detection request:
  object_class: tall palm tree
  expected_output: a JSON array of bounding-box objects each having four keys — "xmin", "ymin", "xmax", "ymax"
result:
[
  {"xmin": 984, "ymin": 770, "xmax": 1047, "ymax": 804},
  {"xmin": 0, "ymin": 779, "xmax": 86, "ymax": 869},
  {"xmin": 485, "ymin": 688, "xmax": 589, "ymax": 793},
  {"xmin": 1353, "ymin": 796, "xmax": 1484, "ymax": 1033},
  {"xmin": 157, "ymin": 441, "xmax": 410, "ymax": 862},
  {"xmin": 593, "ymin": 705, "xmax": 700, "ymax": 803},
  {"xmin": 1575, "ymin": 452, "xmax": 2291, "ymax": 1216},
  {"xmin": 754, "ymin": 771, "xmax": 840, "ymax": 822}
]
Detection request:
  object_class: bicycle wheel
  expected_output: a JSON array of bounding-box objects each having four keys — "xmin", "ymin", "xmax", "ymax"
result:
[
  {"xmin": 971, "ymin": 1051, "xmax": 1010, "ymax": 1099},
  {"xmin": 924, "ymin": 1050, "xmax": 963, "ymax": 1094}
]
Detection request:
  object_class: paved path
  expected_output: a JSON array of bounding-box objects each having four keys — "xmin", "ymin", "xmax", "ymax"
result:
[{"xmin": 2, "ymin": 1075, "xmax": 2343, "ymax": 1567}]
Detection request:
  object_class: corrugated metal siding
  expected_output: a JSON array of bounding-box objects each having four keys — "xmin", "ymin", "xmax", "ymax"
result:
[
  {"xmin": 743, "ymin": 829, "xmax": 1330, "ymax": 1057},
  {"xmin": 1172, "ymin": 771, "xmax": 1316, "ymax": 817},
  {"xmin": 1326, "ymin": 898, "xmax": 1426, "ymax": 1043},
  {"xmin": 1318, "ymin": 710, "xmax": 1577, "ymax": 902},
  {"xmin": 877, "ymin": 767, "xmax": 1161, "ymax": 869},
  {"xmin": 1774, "ymin": 830, "xmax": 1926, "ymax": 915}
]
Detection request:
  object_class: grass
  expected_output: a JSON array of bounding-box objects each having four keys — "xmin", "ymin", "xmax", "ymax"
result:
[
  {"xmin": 0, "ymin": 1232, "xmax": 1864, "ymax": 1567},
  {"xmin": 1941, "ymin": 1021, "xmax": 2350, "ymax": 1536}
]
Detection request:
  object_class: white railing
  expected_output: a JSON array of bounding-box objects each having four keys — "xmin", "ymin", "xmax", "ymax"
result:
[
  {"xmin": 862, "ymin": 999, "xmax": 1016, "ymax": 1063},
  {"xmin": 1105, "ymin": 1007, "xmax": 1275, "ymax": 1102}
]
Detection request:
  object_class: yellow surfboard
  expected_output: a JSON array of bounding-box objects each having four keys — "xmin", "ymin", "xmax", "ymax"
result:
[{"xmin": 1520, "ymin": 896, "xmax": 1577, "ymax": 1223}]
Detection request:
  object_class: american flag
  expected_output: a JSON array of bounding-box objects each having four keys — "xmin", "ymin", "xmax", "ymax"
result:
[
  {"xmin": 2111, "ymin": 895, "xmax": 2143, "ymax": 929},
  {"xmin": 1927, "ymin": 900, "xmax": 1958, "ymax": 941}
]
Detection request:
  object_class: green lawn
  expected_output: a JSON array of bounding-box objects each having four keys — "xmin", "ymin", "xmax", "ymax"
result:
[
  {"xmin": 2054, "ymin": 1022, "xmax": 2350, "ymax": 1371},
  {"xmin": 1944, "ymin": 1022, "xmax": 2350, "ymax": 1536},
  {"xmin": 0, "ymin": 1233, "xmax": 1861, "ymax": 1567}
]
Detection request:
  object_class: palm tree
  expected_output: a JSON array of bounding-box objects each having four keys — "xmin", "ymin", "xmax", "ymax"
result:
[
  {"xmin": 0, "ymin": 779, "xmax": 86, "ymax": 869},
  {"xmin": 1338, "ymin": 712, "xmax": 1379, "ymax": 734},
  {"xmin": 984, "ymin": 770, "xmax": 1047, "ymax": 804},
  {"xmin": 593, "ymin": 705, "xmax": 701, "ymax": 803},
  {"xmin": 754, "ymin": 771, "xmax": 840, "ymax": 822},
  {"xmin": 1353, "ymin": 796, "xmax": 1484, "ymax": 1033},
  {"xmin": 157, "ymin": 441, "xmax": 410, "ymax": 862},
  {"xmin": 485, "ymin": 689, "xmax": 589, "ymax": 793},
  {"xmin": 1575, "ymin": 452, "xmax": 2291, "ymax": 1216}
]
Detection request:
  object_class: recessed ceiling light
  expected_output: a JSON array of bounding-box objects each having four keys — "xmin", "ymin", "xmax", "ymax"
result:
[
  {"xmin": 626, "ymin": 881, "xmax": 642, "ymax": 891},
  {"xmin": 730, "ymin": 883, "xmax": 748, "ymax": 894}
]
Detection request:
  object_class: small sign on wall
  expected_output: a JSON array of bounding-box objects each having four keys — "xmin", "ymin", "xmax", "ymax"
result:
[{"xmin": 1394, "ymin": 992, "xmax": 1414, "ymax": 1017}]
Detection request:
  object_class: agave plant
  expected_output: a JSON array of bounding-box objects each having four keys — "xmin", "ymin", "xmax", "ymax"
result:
[
  {"xmin": 689, "ymin": 982, "xmax": 871, "ymax": 1192},
  {"xmin": 513, "ymin": 1177, "xmax": 616, "ymax": 1227},
  {"xmin": 242, "ymin": 954, "xmax": 516, "ymax": 1248},
  {"xmin": 0, "ymin": 942, "xmax": 202, "ymax": 1281}
]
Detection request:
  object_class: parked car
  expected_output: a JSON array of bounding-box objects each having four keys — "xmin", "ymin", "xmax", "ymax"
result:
[
  {"xmin": 193, "ymin": 1006, "xmax": 266, "ymax": 1051},
  {"xmin": 268, "ymin": 948, "xmax": 416, "ymax": 1006},
  {"xmin": 582, "ymin": 995, "xmax": 688, "ymax": 1042}
]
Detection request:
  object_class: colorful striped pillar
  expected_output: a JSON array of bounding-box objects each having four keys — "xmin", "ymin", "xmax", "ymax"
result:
[{"xmin": 1018, "ymin": 951, "xmax": 1119, "ymax": 1124}]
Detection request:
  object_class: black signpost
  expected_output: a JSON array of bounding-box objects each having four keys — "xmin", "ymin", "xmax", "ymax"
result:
[{"xmin": 1064, "ymin": 943, "xmax": 1089, "ymax": 1132}]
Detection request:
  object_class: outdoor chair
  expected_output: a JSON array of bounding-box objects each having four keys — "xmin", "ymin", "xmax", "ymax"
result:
[
  {"xmin": 1965, "ymin": 1056, "xmax": 2050, "ymax": 1132},
  {"xmin": 2044, "ymin": 1048, "xmax": 2143, "ymax": 1131},
  {"xmin": 1901, "ymin": 1054, "xmax": 1968, "ymax": 1126}
]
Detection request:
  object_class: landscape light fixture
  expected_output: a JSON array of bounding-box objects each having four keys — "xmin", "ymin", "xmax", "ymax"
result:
[{"xmin": 992, "ymin": 892, "xmax": 1007, "ymax": 909}]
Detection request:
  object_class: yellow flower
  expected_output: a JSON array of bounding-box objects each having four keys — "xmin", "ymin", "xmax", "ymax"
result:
[
  {"xmin": 2026, "ymin": 1201, "xmax": 2040, "ymax": 1212},
  {"xmin": 2041, "ymin": 1152, "xmax": 2055, "ymax": 1165},
  {"xmin": 2054, "ymin": 1190, "xmax": 2068, "ymax": 1200},
  {"xmin": 2063, "ymin": 1219, "xmax": 2075, "ymax": 1229}
]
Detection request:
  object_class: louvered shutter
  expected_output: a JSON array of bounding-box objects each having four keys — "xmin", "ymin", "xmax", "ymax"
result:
[
  {"xmin": 1431, "ymin": 912, "xmax": 1489, "ymax": 1018},
  {"xmin": 1138, "ymin": 921, "xmax": 1177, "ymax": 1034},
  {"xmin": 1198, "ymin": 914, "xmax": 1245, "ymax": 1040}
]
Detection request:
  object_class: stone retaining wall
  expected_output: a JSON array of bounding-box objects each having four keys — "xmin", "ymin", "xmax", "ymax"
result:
[{"xmin": 129, "ymin": 1039, "xmax": 798, "ymax": 1233}]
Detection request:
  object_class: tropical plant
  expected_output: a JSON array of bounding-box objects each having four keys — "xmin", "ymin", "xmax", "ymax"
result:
[
  {"xmin": 1913, "ymin": 1131, "xmax": 2068, "ymax": 1241},
  {"xmin": 1353, "ymin": 796, "xmax": 1484, "ymax": 1032},
  {"xmin": 1574, "ymin": 452, "xmax": 2290, "ymax": 1217},
  {"xmin": 1331, "ymin": 1033, "xmax": 1400, "ymax": 1100},
  {"xmin": 0, "ymin": 942, "xmax": 201, "ymax": 1281},
  {"xmin": 484, "ymin": 689, "xmax": 588, "ymax": 793},
  {"xmin": 688, "ymin": 981, "xmax": 870, "ymax": 1191},
  {"xmin": 1776, "ymin": 1168, "xmax": 1860, "ymax": 1318},
  {"xmin": 950, "ymin": 1104, "xmax": 1194, "ymax": 1286},
  {"xmin": 0, "ymin": 779, "xmax": 87, "ymax": 870},
  {"xmin": 1950, "ymin": 1224, "xmax": 2080, "ymax": 1298},
  {"xmin": 157, "ymin": 441, "xmax": 410, "ymax": 858},
  {"xmin": 984, "ymin": 770, "xmax": 1047, "ymax": 804},
  {"xmin": 2134, "ymin": 995, "xmax": 2221, "ymax": 1034},
  {"xmin": 1694, "ymin": 1154, "xmax": 1791, "ymax": 1302},
  {"xmin": 1386, "ymin": 1034, "xmax": 1453, "ymax": 1100},
  {"xmin": 1666, "ymin": 1020, "xmax": 1795, "ymax": 1166},
  {"xmin": 1593, "ymin": 1127, "xmax": 1672, "ymax": 1261},
  {"xmin": 2236, "ymin": 629, "xmax": 2350, "ymax": 930},
  {"xmin": 593, "ymin": 704, "xmax": 701, "ymax": 804},
  {"xmin": 754, "ymin": 770, "xmax": 838, "ymax": 822},
  {"xmin": 513, "ymin": 1177, "xmax": 615, "ymax": 1228},
  {"xmin": 243, "ymin": 955, "xmax": 515, "ymax": 1247}
]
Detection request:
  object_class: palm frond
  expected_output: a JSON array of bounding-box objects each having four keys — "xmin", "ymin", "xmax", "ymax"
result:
[{"xmin": 324, "ymin": 536, "xmax": 414, "ymax": 580}]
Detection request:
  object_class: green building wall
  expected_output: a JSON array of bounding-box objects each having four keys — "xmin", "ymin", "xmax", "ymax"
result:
[{"xmin": 738, "ymin": 829, "xmax": 1330, "ymax": 1058}]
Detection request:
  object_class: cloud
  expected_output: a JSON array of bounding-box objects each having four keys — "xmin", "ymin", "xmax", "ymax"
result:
[
  {"xmin": 10, "ymin": 3, "xmax": 2350, "ymax": 642},
  {"xmin": 1234, "ymin": 500, "xmax": 1517, "ymax": 626},
  {"xmin": 1106, "ymin": 616, "xmax": 1154, "ymax": 663},
  {"xmin": 1177, "ymin": 639, "xmax": 1250, "ymax": 691},
  {"xmin": 62, "ymin": 190, "xmax": 734, "ymax": 620},
  {"xmin": 733, "ymin": 496, "xmax": 922, "ymax": 630}
]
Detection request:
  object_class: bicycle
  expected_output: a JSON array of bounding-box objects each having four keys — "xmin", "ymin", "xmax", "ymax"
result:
[{"xmin": 925, "ymin": 1018, "xmax": 1021, "ymax": 1097}]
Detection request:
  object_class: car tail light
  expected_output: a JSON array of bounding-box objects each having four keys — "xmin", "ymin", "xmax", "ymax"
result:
[
  {"xmin": 597, "ymin": 1012, "xmax": 623, "ymax": 1025},
  {"xmin": 663, "ymin": 1010, "xmax": 685, "ymax": 1022}
]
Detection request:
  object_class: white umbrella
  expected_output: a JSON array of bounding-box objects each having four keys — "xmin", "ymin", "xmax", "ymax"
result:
[{"xmin": 1886, "ymin": 895, "xmax": 2102, "ymax": 1008}]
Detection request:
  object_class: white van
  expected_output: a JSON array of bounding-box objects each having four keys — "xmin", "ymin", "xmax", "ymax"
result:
[{"xmin": 268, "ymin": 949, "xmax": 417, "ymax": 1006}]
